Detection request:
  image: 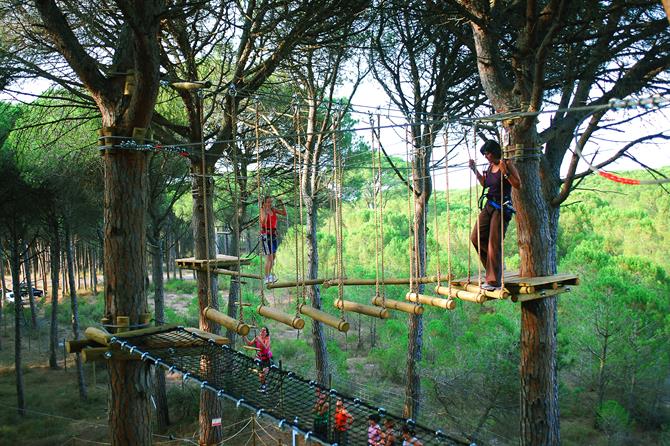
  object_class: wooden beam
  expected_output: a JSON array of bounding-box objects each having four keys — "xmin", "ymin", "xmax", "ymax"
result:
[
  {"xmin": 510, "ymin": 287, "xmax": 570, "ymax": 303},
  {"xmin": 183, "ymin": 327, "xmax": 230, "ymax": 344},
  {"xmin": 212, "ymin": 268, "xmax": 264, "ymax": 280},
  {"xmin": 371, "ymin": 296, "xmax": 424, "ymax": 315},
  {"xmin": 405, "ymin": 292, "xmax": 456, "ymax": 310},
  {"xmin": 334, "ymin": 299, "xmax": 389, "ymax": 319},
  {"xmin": 435, "ymin": 286, "xmax": 487, "ymax": 304},
  {"xmin": 203, "ymin": 307, "xmax": 250, "ymax": 336},
  {"xmin": 298, "ymin": 304, "xmax": 350, "ymax": 333},
  {"xmin": 82, "ymin": 347, "xmax": 139, "ymax": 363},
  {"xmin": 266, "ymin": 278, "xmax": 326, "ymax": 289},
  {"xmin": 66, "ymin": 339, "xmax": 101, "ymax": 354},
  {"xmin": 257, "ymin": 305, "xmax": 305, "ymax": 330}
]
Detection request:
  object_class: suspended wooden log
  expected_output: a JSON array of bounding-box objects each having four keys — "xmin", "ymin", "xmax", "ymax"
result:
[
  {"xmin": 66, "ymin": 339, "xmax": 100, "ymax": 354},
  {"xmin": 298, "ymin": 304, "xmax": 350, "ymax": 333},
  {"xmin": 266, "ymin": 278, "xmax": 326, "ymax": 289},
  {"xmin": 176, "ymin": 255, "xmax": 251, "ymax": 270},
  {"xmin": 434, "ymin": 286, "xmax": 486, "ymax": 304},
  {"xmin": 371, "ymin": 296, "xmax": 424, "ymax": 315},
  {"xmin": 183, "ymin": 327, "xmax": 230, "ymax": 345},
  {"xmin": 405, "ymin": 292, "xmax": 456, "ymax": 311},
  {"xmin": 170, "ymin": 80, "xmax": 212, "ymax": 90},
  {"xmin": 334, "ymin": 299, "xmax": 389, "ymax": 319},
  {"xmin": 454, "ymin": 283, "xmax": 510, "ymax": 300},
  {"xmin": 203, "ymin": 306, "xmax": 250, "ymax": 337},
  {"xmin": 257, "ymin": 305, "xmax": 305, "ymax": 330},
  {"xmin": 212, "ymin": 268, "xmax": 264, "ymax": 280},
  {"xmin": 84, "ymin": 327, "xmax": 111, "ymax": 346},
  {"xmin": 322, "ymin": 276, "xmax": 442, "ymax": 289}
]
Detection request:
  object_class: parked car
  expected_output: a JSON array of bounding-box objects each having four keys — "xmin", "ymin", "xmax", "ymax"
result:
[{"xmin": 4, "ymin": 283, "xmax": 44, "ymax": 303}]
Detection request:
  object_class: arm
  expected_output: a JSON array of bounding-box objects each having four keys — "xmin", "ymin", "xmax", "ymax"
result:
[
  {"xmin": 500, "ymin": 160, "xmax": 521, "ymax": 189},
  {"xmin": 273, "ymin": 199, "xmax": 287, "ymax": 216},
  {"xmin": 469, "ymin": 159, "xmax": 486, "ymax": 187}
]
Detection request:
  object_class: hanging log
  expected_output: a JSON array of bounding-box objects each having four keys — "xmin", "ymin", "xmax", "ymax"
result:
[
  {"xmin": 405, "ymin": 292, "xmax": 456, "ymax": 311},
  {"xmin": 183, "ymin": 327, "xmax": 230, "ymax": 345},
  {"xmin": 371, "ymin": 296, "xmax": 424, "ymax": 315},
  {"xmin": 322, "ymin": 276, "xmax": 442, "ymax": 289},
  {"xmin": 84, "ymin": 327, "xmax": 111, "ymax": 346},
  {"xmin": 298, "ymin": 304, "xmax": 350, "ymax": 333},
  {"xmin": 257, "ymin": 305, "xmax": 305, "ymax": 330},
  {"xmin": 212, "ymin": 268, "xmax": 264, "ymax": 280},
  {"xmin": 454, "ymin": 283, "xmax": 510, "ymax": 300},
  {"xmin": 334, "ymin": 299, "xmax": 389, "ymax": 319},
  {"xmin": 266, "ymin": 278, "xmax": 326, "ymax": 289},
  {"xmin": 435, "ymin": 286, "xmax": 486, "ymax": 304},
  {"xmin": 203, "ymin": 306, "xmax": 250, "ymax": 336},
  {"xmin": 66, "ymin": 339, "xmax": 100, "ymax": 354}
]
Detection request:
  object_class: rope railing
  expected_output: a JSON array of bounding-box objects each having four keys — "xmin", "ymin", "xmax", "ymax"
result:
[{"xmin": 107, "ymin": 326, "xmax": 466, "ymax": 445}]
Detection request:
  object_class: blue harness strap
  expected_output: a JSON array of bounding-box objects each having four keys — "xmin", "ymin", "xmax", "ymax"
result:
[{"xmin": 488, "ymin": 199, "xmax": 516, "ymax": 214}]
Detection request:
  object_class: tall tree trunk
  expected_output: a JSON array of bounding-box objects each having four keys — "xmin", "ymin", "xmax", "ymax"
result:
[
  {"xmin": 305, "ymin": 196, "xmax": 329, "ymax": 385},
  {"xmin": 104, "ymin": 148, "xmax": 153, "ymax": 445},
  {"xmin": 91, "ymin": 246, "xmax": 98, "ymax": 296},
  {"xmin": 82, "ymin": 244, "xmax": 89, "ymax": 291},
  {"xmin": 10, "ymin": 238, "xmax": 25, "ymax": 415},
  {"xmin": 65, "ymin": 222, "xmax": 87, "ymax": 400},
  {"xmin": 40, "ymin": 244, "xmax": 48, "ymax": 296},
  {"xmin": 509, "ymin": 123, "xmax": 561, "ymax": 446},
  {"xmin": 149, "ymin": 226, "xmax": 170, "ymax": 430},
  {"xmin": 49, "ymin": 218, "xmax": 61, "ymax": 369},
  {"xmin": 23, "ymin": 242, "xmax": 38, "ymax": 329},
  {"xmin": 192, "ymin": 161, "xmax": 222, "ymax": 445},
  {"xmin": 404, "ymin": 188, "xmax": 429, "ymax": 420}
]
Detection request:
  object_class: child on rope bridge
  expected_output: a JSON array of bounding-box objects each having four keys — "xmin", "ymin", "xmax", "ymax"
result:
[
  {"xmin": 260, "ymin": 195, "xmax": 287, "ymax": 284},
  {"xmin": 244, "ymin": 326, "xmax": 273, "ymax": 392}
]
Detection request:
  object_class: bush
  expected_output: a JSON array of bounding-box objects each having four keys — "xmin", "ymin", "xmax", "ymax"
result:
[
  {"xmin": 597, "ymin": 400, "xmax": 632, "ymax": 444},
  {"xmin": 164, "ymin": 279, "xmax": 197, "ymax": 294}
]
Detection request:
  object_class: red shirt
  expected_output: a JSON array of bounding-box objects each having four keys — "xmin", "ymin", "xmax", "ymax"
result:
[{"xmin": 261, "ymin": 210, "xmax": 278, "ymax": 233}]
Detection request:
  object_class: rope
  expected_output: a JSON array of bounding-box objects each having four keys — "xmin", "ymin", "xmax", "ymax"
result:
[
  {"xmin": 256, "ymin": 103, "xmax": 268, "ymax": 308},
  {"xmin": 473, "ymin": 124, "xmax": 482, "ymax": 287},
  {"xmin": 107, "ymin": 326, "xmax": 461, "ymax": 445},
  {"xmin": 443, "ymin": 130, "xmax": 453, "ymax": 299},
  {"xmin": 333, "ymin": 112, "xmax": 346, "ymax": 320},
  {"xmin": 371, "ymin": 115, "xmax": 381, "ymax": 300},
  {"xmin": 200, "ymin": 92, "xmax": 214, "ymax": 308},
  {"xmin": 376, "ymin": 114, "xmax": 387, "ymax": 305},
  {"xmin": 406, "ymin": 128, "xmax": 415, "ymax": 294}
]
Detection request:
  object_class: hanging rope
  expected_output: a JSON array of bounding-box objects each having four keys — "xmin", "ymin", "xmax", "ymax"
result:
[
  {"xmin": 376, "ymin": 114, "xmax": 387, "ymax": 307},
  {"xmin": 200, "ymin": 91, "xmax": 213, "ymax": 308},
  {"xmin": 333, "ymin": 111, "xmax": 346, "ymax": 322},
  {"xmin": 473, "ymin": 124, "xmax": 482, "ymax": 287},
  {"xmin": 406, "ymin": 128, "xmax": 415, "ymax": 294},
  {"xmin": 443, "ymin": 130, "xmax": 453, "ymax": 301},
  {"xmin": 256, "ymin": 101, "xmax": 269, "ymax": 309}
]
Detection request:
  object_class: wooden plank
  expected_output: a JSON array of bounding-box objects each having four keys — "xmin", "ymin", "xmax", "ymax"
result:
[
  {"xmin": 511, "ymin": 286, "xmax": 572, "ymax": 303},
  {"xmin": 451, "ymin": 271, "xmax": 579, "ymax": 291},
  {"xmin": 176, "ymin": 255, "xmax": 251, "ymax": 270}
]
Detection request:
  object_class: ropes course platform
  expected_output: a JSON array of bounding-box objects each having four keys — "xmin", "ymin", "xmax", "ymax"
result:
[
  {"xmin": 70, "ymin": 326, "xmax": 465, "ymax": 445},
  {"xmin": 444, "ymin": 271, "xmax": 579, "ymax": 303},
  {"xmin": 176, "ymin": 255, "xmax": 251, "ymax": 269}
]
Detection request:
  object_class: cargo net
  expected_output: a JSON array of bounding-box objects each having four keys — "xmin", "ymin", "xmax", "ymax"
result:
[{"xmin": 109, "ymin": 326, "xmax": 463, "ymax": 445}]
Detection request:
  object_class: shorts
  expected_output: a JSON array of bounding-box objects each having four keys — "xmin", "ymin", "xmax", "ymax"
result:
[{"xmin": 261, "ymin": 233, "xmax": 278, "ymax": 255}]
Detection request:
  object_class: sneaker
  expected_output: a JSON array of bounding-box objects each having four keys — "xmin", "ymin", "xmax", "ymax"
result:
[
  {"xmin": 264, "ymin": 275, "xmax": 271, "ymax": 284},
  {"xmin": 481, "ymin": 283, "xmax": 500, "ymax": 291},
  {"xmin": 269, "ymin": 274, "xmax": 278, "ymax": 283},
  {"xmin": 259, "ymin": 384, "xmax": 267, "ymax": 393}
]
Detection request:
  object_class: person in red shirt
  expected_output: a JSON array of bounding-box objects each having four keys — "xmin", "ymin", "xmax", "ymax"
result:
[
  {"xmin": 333, "ymin": 399, "xmax": 353, "ymax": 445},
  {"xmin": 244, "ymin": 326, "xmax": 273, "ymax": 391},
  {"xmin": 260, "ymin": 195, "xmax": 286, "ymax": 284}
]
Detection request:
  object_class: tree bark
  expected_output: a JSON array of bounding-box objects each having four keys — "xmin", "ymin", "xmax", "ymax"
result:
[
  {"xmin": 49, "ymin": 217, "xmax": 61, "ymax": 369},
  {"xmin": 23, "ymin": 242, "xmax": 38, "ymax": 329},
  {"xmin": 65, "ymin": 222, "xmax": 87, "ymax": 401},
  {"xmin": 10, "ymin": 238, "xmax": 25, "ymax": 415},
  {"xmin": 191, "ymin": 160, "xmax": 223, "ymax": 445},
  {"xmin": 149, "ymin": 225, "xmax": 170, "ymax": 430},
  {"xmin": 305, "ymin": 195, "xmax": 330, "ymax": 385}
]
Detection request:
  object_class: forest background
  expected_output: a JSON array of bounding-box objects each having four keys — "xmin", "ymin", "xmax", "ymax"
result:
[{"xmin": 0, "ymin": 1, "xmax": 669, "ymax": 445}]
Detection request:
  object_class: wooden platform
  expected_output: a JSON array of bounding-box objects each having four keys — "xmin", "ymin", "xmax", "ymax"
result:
[
  {"xmin": 176, "ymin": 255, "xmax": 251, "ymax": 270},
  {"xmin": 450, "ymin": 271, "xmax": 579, "ymax": 303}
]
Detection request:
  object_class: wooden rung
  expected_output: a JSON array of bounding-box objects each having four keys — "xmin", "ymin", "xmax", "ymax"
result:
[
  {"xmin": 405, "ymin": 292, "xmax": 456, "ymax": 310},
  {"xmin": 212, "ymin": 268, "xmax": 263, "ymax": 280},
  {"xmin": 84, "ymin": 327, "xmax": 112, "ymax": 346},
  {"xmin": 454, "ymin": 283, "xmax": 510, "ymax": 300},
  {"xmin": 183, "ymin": 327, "xmax": 230, "ymax": 345},
  {"xmin": 203, "ymin": 307, "xmax": 250, "ymax": 336},
  {"xmin": 66, "ymin": 339, "xmax": 101, "ymax": 354},
  {"xmin": 257, "ymin": 305, "xmax": 305, "ymax": 330},
  {"xmin": 334, "ymin": 299, "xmax": 389, "ymax": 319},
  {"xmin": 298, "ymin": 304, "xmax": 349, "ymax": 333},
  {"xmin": 435, "ymin": 286, "xmax": 486, "ymax": 304},
  {"xmin": 267, "ymin": 278, "xmax": 326, "ymax": 289},
  {"xmin": 371, "ymin": 296, "xmax": 424, "ymax": 315}
]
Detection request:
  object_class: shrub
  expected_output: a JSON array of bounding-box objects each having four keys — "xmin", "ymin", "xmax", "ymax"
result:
[{"xmin": 597, "ymin": 400, "xmax": 632, "ymax": 444}]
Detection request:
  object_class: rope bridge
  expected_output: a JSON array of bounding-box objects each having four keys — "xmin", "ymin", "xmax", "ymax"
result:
[{"xmin": 104, "ymin": 326, "xmax": 464, "ymax": 445}]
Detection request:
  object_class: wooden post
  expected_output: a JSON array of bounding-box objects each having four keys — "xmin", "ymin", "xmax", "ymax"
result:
[
  {"xmin": 257, "ymin": 305, "xmax": 305, "ymax": 330},
  {"xmin": 435, "ymin": 286, "xmax": 487, "ymax": 304},
  {"xmin": 298, "ymin": 304, "xmax": 349, "ymax": 333},
  {"xmin": 334, "ymin": 299, "xmax": 389, "ymax": 319},
  {"xmin": 371, "ymin": 296, "xmax": 424, "ymax": 315},
  {"xmin": 203, "ymin": 306, "xmax": 250, "ymax": 336},
  {"xmin": 405, "ymin": 292, "xmax": 456, "ymax": 310},
  {"xmin": 212, "ymin": 268, "xmax": 264, "ymax": 280}
]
